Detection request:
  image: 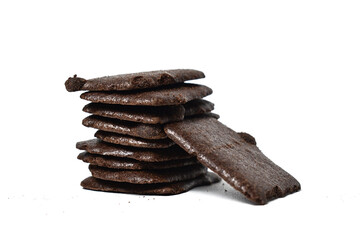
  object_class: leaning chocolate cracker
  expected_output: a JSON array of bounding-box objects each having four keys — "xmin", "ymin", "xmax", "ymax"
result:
[
  {"xmin": 88, "ymin": 164, "xmax": 207, "ymax": 184},
  {"xmin": 95, "ymin": 131, "xmax": 175, "ymax": 148},
  {"xmin": 83, "ymin": 115, "xmax": 167, "ymax": 139},
  {"xmin": 65, "ymin": 69, "xmax": 205, "ymax": 92},
  {"xmin": 82, "ymin": 99, "xmax": 214, "ymax": 124},
  {"xmin": 78, "ymin": 152, "xmax": 199, "ymax": 170},
  {"xmin": 76, "ymin": 139, "xmax": 192, "ymax": 162},
  {"xmin": 80, "ymin": 83, "xmax": 212, "ymax": 106},
  {"xmin": 164, "ymin": 115, "xmax": 301, "ymax": 205},
  {"xmin": 81, "ymin": 172, "xmax": 221, "ymax": 195}
]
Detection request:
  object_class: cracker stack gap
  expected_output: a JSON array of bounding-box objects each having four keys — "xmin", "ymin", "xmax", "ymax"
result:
[
  {"xmin": 65, "ymin": 69, "xmax": 301, "ymax": 204},
  {"xmin": 65, "ymin": 69, "xmax": 220, "ymax": 195}
]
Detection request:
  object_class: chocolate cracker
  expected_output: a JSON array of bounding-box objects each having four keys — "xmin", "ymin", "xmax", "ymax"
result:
[
  {"xmin": 83, "ymin": 115, "xmax": 167, "ymax": 139},
  {"xmin": 76, "ymin": 139, "xmax": 192, "ymax": 162},
  {"xmin": 65, "ymin": 69, "xmax": 205, "ymax": 92},
  {"xmin": 80, "ymin": 83, "xmax": 212, "ymax": 106},
  {"xmin": 78, "ymin": 152, "xmax": 199, "ymax": 170},
  {"xmin": 83, "ymin": 103, "xmax": 185, "ymax": 124},
  {"xmin": 82, "ymin": 99, "xmax": 214, "ymax": 124},
  {"xmin": 81, "ymin": 172, "xmax": 220, "ymax": 195},
  {"xmin": 95, "ymin": 131, "xmax": 175, "ymax": 148},
  {"xmin": 164, "ymin": 115, "xmax": 301, "ymax": 204},
  {"xmin": 88, "ymin": 164, "xmax": 207, "ymax": 184}
]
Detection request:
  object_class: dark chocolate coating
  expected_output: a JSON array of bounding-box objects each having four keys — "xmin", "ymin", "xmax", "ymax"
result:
[
  {"xmin": 65, "ymin": 69, "xmax": 205, "ymax": 92},
  {"xmin": 80, "ymin": 83, "xmax": 212, "ymax": 106},
  {"xmin": 78, "ymin": 152, "xmax": 199, "ymax": 170},
  {"xmin": 88, "ymin": 164, "xmax": 207, "ymax": 184},
  {"xmin": 83, "ymin": 115, "xmax": 167, "ymax": 139},
  {"xmin": 164, "ymin": 116, "xmax": 301, "ymax": 205},
  {"xmin": 95, "ymin": 130, "xmax": 175, "ymax": 148},
  {"xmin": 82, "ymin": 99, "xmax": 215, "ymax": 124},
  {"xmin": 76, "ymin": 139, "xmax": 192, "ymax": 162},
  {"xmin": 81, "ymin": 172, "xmax": 221, "ymax": 195}
]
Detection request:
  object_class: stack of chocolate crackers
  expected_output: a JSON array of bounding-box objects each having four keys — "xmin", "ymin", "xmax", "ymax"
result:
[
  {"xmin": 65, "ymin": 70, "xmax": 221, "ymax": 195},
  {"xmin": 66, "ymin": 69, "xmax": 301, "ymax": 204}
]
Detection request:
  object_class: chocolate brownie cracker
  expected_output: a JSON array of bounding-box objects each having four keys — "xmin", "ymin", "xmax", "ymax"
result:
[
  {"xmin": 95, "ymin": 131, "xmax": 175, "ymax": 148},
  {"xmin": 83, "ymin": 115, "xmax": 167, "ymax": 139},
  {"xmin": 82, "ymin": 99, "xmax": 215, "ymax": 124},
  {"xmin": 80, "ymin": 83, "xmax": 212, "ymax": 106},
  {"xmin": 164, "ymin": 115, "xmax": 301, "ymax": 205},
  {"xmin": 76, "ymin": 139, "xmax": 192, "ymax": 162},
  {"xmin": 81, "ymin": 172, "xmax": 221, "ymax": 195},
  {"xmin": 83, "ymin": 103, "xmax": 185, "ymax": 124},
  {"xmin": 65, "ymin": 69, "xmax": 205, "ymax": 92},
  {"xmin": 78, "ymin": 152, "xmax": 199, "ymax": 170},
  {"xmin": 88, "ymin": 164, "xmax": 207, "ymax": 184}
]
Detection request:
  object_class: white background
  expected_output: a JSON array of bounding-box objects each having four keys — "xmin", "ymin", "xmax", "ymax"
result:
[{"xmin": 1, "ymin": 0, "xmax": 359, "ymax": 239}]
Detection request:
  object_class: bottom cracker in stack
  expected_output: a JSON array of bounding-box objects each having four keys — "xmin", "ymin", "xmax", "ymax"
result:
[{"xmin": 81, "ymin": 174, "xmax": 220, "ymax": 195}]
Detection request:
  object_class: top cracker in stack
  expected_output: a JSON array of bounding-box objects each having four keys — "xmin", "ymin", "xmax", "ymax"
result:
[
  {"xmin": 66, "ymin": 69, "xmax": 300, "ymax": 204},
  {"xmin": 65, "ymin": 69, "xmax": 221, "ymax": 195}
]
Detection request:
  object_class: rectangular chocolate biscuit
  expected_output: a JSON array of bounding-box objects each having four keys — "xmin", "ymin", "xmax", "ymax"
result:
[
  {"xmin": 76, "ymin": 139, "xmax": 192, "ymax": 162},
  {"xmin": 78, "ymin": 152, "xmax": 199, "ymax": 170},
  {"xmin": 83, "ymin": 103, "xmax": 185, "ymax": 124},
  {"xmin": 164, "ymin": 115, "xmax": 301, "ymax": 204},
  {"xmin": 65, "ymin": 69, "xmax": 205, "ymax": 92},
  {"xmin": 88, "ymin": 164, "xmax": 207, "ymax": 184},
  {"xmin": 83, "ymin": 115, "xmax": 167, "ymax": 139},
  {"xmin": 81, "ymin": 172, "xmax": 220, "ymax": 195},
  {"xmin": 94, "ymin": 131, "xmax": 175, "ymax": 148},
  {"xmin": 82, "ymin": 99, "xmax": 215, "ymax": 124},
  {"xmin": 80, "ymin": 83, "xmax": 212, "ymax": 106}
]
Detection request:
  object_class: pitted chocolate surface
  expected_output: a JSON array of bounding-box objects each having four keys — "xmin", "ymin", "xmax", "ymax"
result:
[
  {"xmin": 65, "ymin": 69, "xmax": 205, "ymax": 92},
  {"xmin": 80, "ymin": 83, "xmax": 212, "ymax": 106},
  {"xmin": 83, "ymin": 115, "xmax": 167, "ymax": 139},
  {"xmin": 78, "ymin": 152, "xmax": 199, "ymax": 170},
  {"xmin": 95, "ymin": 130, "xmax": 175, "ymax": 148},
  {"xmin": 165, "ymin": 115, "xmax": 301, "ymax": 205},
  {"xmin": 88, "ymin": 164, "xmax": 207, "ymax": 184},
  {"xmin": 81, "ymin": 172, "xmax": 220, "ymax": 195},
  {"xmin": 76, "ymin": 139, "xmax": 192, "ymax": 162}
]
